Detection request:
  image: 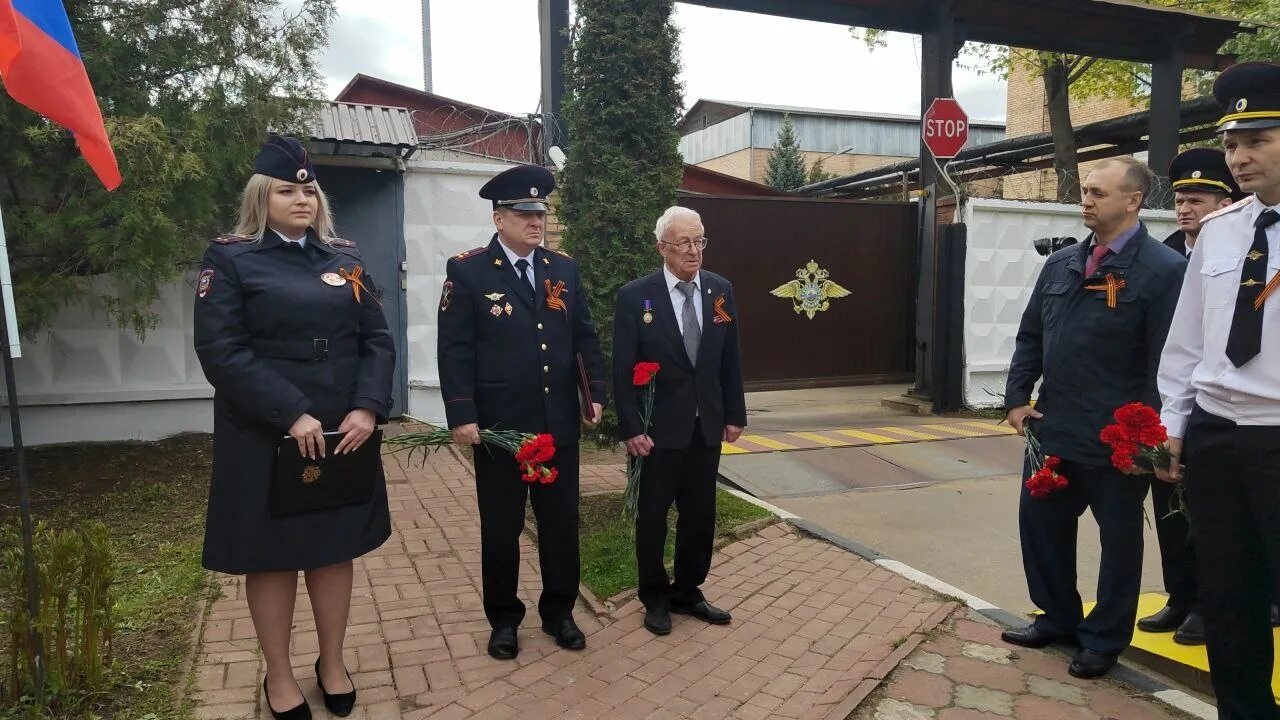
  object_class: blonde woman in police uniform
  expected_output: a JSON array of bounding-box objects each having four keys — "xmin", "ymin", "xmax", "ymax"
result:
[
  {"xmin": 1159, "ymin": 62, "xmax": 1280, "ymax": 720},
  {"xmin": 194, "ymin": 136, "xmax": 396, "ymax": 719}
]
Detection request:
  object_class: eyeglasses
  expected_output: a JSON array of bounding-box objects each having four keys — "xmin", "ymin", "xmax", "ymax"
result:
[{"xmin": 660, "ymin": 237, "xmax": 709, "ymax": 252}]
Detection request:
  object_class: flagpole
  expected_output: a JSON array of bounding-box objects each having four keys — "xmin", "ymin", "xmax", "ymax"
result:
[{"xmin": 0, "ymin": 199, "xmax": 44, "ymax": 703}]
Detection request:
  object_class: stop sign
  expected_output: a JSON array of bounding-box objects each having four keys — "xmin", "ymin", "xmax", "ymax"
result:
[{"xmin": 922, "ymin": 98, "xmax": 969, "ymax": 159}]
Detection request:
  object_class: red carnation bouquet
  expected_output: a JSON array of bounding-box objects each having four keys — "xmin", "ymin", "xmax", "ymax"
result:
[
  {"xmin": 1023, "ymin": 426, "xmax": 1069, "ymax": 498},
  {"xmin": 514, "ymin": 433, "xmax": 558, "ymax": 484},
  {"xmin": 1099, "ymin": 402, "xmax": 1173, "ymax": 473},
  {"xmin": 387, "ymin": 425, "xmax": 557, "ymax": 484},
  {"xmin": 623, "ymin": 362, "xmax": 661, "ymax": 519}
]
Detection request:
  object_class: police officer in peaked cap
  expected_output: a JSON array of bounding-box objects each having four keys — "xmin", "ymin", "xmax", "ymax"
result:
[
  {"xmin": 194, "ymin": 135, "xmax": 397, "ymax": 718},
  {"xmin": 1158, "ymin": 61, "xmax": 1280, "ymax": 719},
  {"xmin": 437, "ymin": 164, "xmax": 607, "ymax": 660}
]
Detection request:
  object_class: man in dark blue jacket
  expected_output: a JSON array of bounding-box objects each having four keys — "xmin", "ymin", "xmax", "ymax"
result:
[
  {"xmin": 438, "ymin": 164, "xmax": 607, "ymax": 660},
  {"xmin": 1001, "ymin": 156, "xmax": 1186, "ymax": 679}
]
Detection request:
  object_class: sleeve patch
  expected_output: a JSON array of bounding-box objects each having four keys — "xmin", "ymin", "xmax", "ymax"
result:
[
  {"xmin": 196, "ymin": 268, "xmax": 215, "ymax": 298},
  {"xmin": 440, "ymin": 280, "xmax": 454, "ymax": 311}
]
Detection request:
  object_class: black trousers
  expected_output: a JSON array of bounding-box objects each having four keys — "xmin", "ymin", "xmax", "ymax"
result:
[
  {"xmin": 1184, "ymin": 405, "xmax": 1280, "ymax": 720},
  {"xmin": 636, "ymin": 425, "xmax": 722, "ymax": 610},
  {"xmin": 1151, "ymin": 478, "xmax": 1199, "ymax": 612},
  {"xmin": 473, "ymin": 442, "xmax": 579, "ymax": 629},
  {"xmin": 1019, "ymin": 458, "xmax": 1149, "ymax": 656}
]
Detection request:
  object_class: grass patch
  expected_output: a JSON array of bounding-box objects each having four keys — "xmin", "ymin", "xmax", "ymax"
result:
[
  {"xmin": 572, "ymin": 488, "xmax": 774, "ymax": 601},
  {"xmin": 0, "ymin": 434, "xmax": 215, "ymax": 720}
]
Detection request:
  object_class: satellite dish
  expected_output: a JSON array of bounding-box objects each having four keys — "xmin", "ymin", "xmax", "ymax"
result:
[{"xmin": 548, "ymin": 146, "xmax": 567, "ymax": 171}]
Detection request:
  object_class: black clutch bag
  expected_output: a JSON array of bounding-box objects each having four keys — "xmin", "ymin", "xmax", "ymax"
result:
[{"xmin": 269, "ymin": 430, "xmax": 383, "ymax": 516}]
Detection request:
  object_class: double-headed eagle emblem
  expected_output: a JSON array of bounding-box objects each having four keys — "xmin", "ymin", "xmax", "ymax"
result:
[{"xmin": 769, "ymin": 260, "xmax": 851, "ymax": 319}]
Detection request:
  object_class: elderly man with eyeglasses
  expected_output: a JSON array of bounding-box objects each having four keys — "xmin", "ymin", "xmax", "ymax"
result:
[{"xmin": 611, "ymin": 205, "xmax": 747, "ymax": 636}]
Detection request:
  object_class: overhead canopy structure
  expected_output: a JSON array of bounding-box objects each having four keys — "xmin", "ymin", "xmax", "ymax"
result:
[
  {"xmin": 679, "ymin": 0, "xmax": 1244, "ymax": 69},
  {"xmin": 671, "ymin": 0, "xmax": 1251, "ymax": 408}
]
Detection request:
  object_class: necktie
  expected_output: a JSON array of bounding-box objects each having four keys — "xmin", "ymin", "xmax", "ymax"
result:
[
  {"xmin": 1226, "ymin": 209, "xmax": 1279, "ymax": 367},
  {"xmin": 1085, "ymin": 243, "xmax": 1110, "ymax": 277},
  {"xmin": 676, "ymin": 281, "xmax": 701, "ymax": 365},
  {"xmin": 514, "ymin": 258, "xmax": 534, "ymax": 301}
]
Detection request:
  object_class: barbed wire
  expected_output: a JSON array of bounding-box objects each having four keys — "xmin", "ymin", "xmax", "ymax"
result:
[{"xmin": 408, "ymin": 104, "xmax": 564, "ymax": 166}]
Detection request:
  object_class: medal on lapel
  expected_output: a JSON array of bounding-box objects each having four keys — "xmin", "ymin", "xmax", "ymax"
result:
[
  {"xmin": 504, "ymin": 302, "xmax": 513, "ymax": 316},
  {"xmin": 485, "ymin": 292, "xmax": 505, "ymax": 302},
  {"xmin": 713, "ymin": 294, "xmax": 734, "ymax": 324},
  {"xmin": 642, "ymin": 299, "xmax": 653, "ymax": 324},
  {"xmin": 321, "ymin": 272, "xmax": 345, "ymax": 286},
  {"xmin": 490, "ymin": 305, "xmax": 503, "ymax": 317}
]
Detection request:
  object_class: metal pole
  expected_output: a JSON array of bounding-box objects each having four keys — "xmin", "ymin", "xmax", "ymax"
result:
[
  {"xmin": 421, "ymin": 0, "xmax": 433, "ymax": 92},
  {"xmin": 0, "ymin": 200, "xmax": 43, "ymax": 702}
]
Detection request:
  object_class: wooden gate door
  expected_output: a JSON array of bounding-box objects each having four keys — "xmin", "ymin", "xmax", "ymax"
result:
[{"xmin": 679, "ymin": 195, "xmax": 917, "ymax": 390}]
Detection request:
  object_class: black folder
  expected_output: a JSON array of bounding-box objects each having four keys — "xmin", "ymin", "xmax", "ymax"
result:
[{"xmin": 269, "ymin": 430, "xmax": 382, "ymax": 516}]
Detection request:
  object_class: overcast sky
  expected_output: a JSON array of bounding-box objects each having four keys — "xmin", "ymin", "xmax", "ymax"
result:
[{"xmin": 316, "ymin": 1, "xmax": 1008, "ymax": 122}]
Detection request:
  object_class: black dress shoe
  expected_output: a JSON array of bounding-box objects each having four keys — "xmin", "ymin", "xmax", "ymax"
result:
[
  {"xmin": 1068, "ymin": 649, "xmax": 1117, "ymax": 679},
  {"xmin": 487, "ymin": 627, "xmax": 519, "ymax": 660},
  {"xmin": 315, "ymin": 658, "xmax": 356, "ymax": 717},
  {"xmin": 670, "ymin": 600, "xmax": 731, "ymax": 625},
  {"xmin": 263, "ymin": 678, "xmax": 312, "ymax": 720},
  {"xmin": 1000, "ymin": 624, "xmax": 1063, "ymax": 649},
  {"xmin": 644, "ymin": 606, "xmax": 672, "ymax": 635},
  {"xmin": 1173, "ymin": 612, "xmax": 1206, "ymax": 645},
  {"xmin": 1137, "ymin": 605, "xmax": 1187, "ymax": 633},
  {"xmin": 542, "ymin": 619, "xmax": 587, "ymax": 650}
]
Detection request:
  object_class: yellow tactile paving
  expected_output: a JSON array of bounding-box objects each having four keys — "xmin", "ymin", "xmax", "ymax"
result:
[
  {"xmin": 833, "ymin": 428, "xmax": 901, "ymax": 444},
  {"xmin": 738, "ymin": 434, "xmax": 800, "ymax": 451},
  {"xmin": 877, "ymin": 425, "xmax": 947, "ymax": 441},
  {"xmin": 921, "ymin": 423, "xmax": 989, "ymax": 437},
  {"xmin": 788, "ymin": 431, "xmax": 854, "ymax": 448},
  {"xmin": 959, "ymin": 420, "xmax": 1017, "ymax": 434},
  {"xmin": 718, "ymin": 419, "xmax": 1024, "ymax": 456}
]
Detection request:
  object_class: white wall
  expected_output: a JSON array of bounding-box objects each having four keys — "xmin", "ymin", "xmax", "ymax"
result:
[
  {"xmin": 0, "ymin": 277, "xmax": 214, "ymax": 446},
  {"xmin": 961, "ymin": 198, "xmax": 1177, "ymax": 408},
  {"xmin": 402, "ymin": 157, "xmax": 515, "ymax": 424}
]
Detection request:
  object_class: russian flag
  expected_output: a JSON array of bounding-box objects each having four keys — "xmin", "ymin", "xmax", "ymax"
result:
[{"xmin": 0, "ymin": 0, "xmax": 120, "ymax": 190}]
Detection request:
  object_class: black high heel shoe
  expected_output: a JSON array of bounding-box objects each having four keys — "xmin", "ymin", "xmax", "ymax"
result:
[
  {"xmin": 315, "ymin": 657, "xmax": 357, "ymax": 717},
  {"xmin": 262, "ymin": 678, "xmax": 312, "ymax": 720}
]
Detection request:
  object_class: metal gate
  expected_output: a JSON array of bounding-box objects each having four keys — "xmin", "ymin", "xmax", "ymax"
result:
[
  {"xmin": 321, "ymin": 165, "xmax": 409, "ymax": 417},
  {"xmin": 679, "ymin": 194, "xmax": 917, "ymax": 390}
]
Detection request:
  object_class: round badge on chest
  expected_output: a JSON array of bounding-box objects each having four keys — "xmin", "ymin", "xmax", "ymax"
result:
[{"xmin": 321, "ymin": 272, "xmax": 346, "ymax": 286}]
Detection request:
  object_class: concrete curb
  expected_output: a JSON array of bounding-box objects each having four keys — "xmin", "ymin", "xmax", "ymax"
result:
[{"xmin": 767, "ymin": 502, "xmax": 1218, "ymax": 720}]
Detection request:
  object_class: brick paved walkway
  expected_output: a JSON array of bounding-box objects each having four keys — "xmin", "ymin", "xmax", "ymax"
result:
[
  {"xmin": 852, "ymin": 614, "xmax": 1186, "ymax": 720},
  {"xmin": 190, "ymin": 448, "xmax": 1192, "ymax": 720}
]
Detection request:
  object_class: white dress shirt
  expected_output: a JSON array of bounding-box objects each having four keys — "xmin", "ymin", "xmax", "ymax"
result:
[
  {"xmin": 1159, "ymin": 195, "xmax": 1280, "ymax": 437},
  {"xmin": 663, "ymin": 265, "xmax": 703, "ymax": 334},
  {"xmin": 498, "ymin": 240, "xmax": 537, "ymax": 292},
  {"xmin": 273, "ymin": 229, "xmax": 306, "ymax": 247}
]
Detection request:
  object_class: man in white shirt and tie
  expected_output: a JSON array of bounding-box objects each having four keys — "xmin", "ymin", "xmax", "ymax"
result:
[
  {"xmin": 612, "ymin": 206, "xmax": 746, "ymax": 636},
  {"xmin": 1158, "ymin": 61, "xmax": 1280, "ymax": 719}
]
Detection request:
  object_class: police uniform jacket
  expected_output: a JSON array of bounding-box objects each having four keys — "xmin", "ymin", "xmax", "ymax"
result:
[
  {"xmin": 438, "ymin": 236, "xmax": 606, "ymax": 446},
  {"xmin": 1005, "ymin": 223, "xmax": 1186, "ymax": 465},
  {"xmin": 194, "ymin": 230, "xmax": 396, "ymax": 574}
]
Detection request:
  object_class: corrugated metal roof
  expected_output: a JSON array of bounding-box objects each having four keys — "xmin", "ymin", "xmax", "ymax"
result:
[
  {"xmin": 306, "ymin": 101, "xmax": 418, "ymax": 149},
  {"xmin": 679, "ymin": 99, "xmax": 1006, "ymax": 137}
]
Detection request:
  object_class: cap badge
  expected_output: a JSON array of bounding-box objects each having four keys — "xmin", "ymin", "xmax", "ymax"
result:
[
  {"xmin": 296, "ymin": 168, "xmax": 309, "ymax": 182},
  {"xmin": 1237, "ymin": 98, "xmax": 1249, "ymax": 112},
  {"xmin": 530, "ymin": 187, "xmax": 540, "ymax": 197},
  {"xmin": 1191, "ymin": 170, "xmax": 1203, "ymax": 179}
]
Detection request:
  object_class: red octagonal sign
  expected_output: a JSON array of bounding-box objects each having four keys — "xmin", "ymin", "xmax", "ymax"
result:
[{"xmin": 923, "ymin": 98, "xmax": 969, "ymax": 159}]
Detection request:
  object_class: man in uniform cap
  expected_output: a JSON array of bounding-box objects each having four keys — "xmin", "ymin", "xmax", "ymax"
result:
[
  {"xmin": 437, "ymin": 164, "xmax": 607, "ymax": 660},
  {"xmin": 1137, "ymin": 148, "xmax": 1243, "ymax": 646},
  {"xmin": 1158, "ymin": 61, "xmax": 1280, "ymax": 718}
]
